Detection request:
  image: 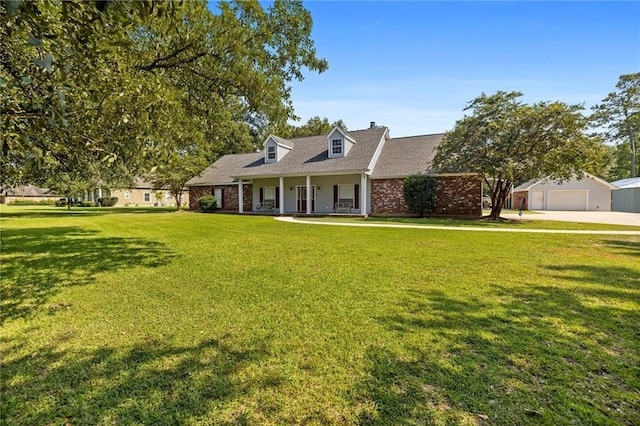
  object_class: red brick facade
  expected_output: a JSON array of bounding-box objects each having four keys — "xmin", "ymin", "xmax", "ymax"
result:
[
  {"xmin": 370, "ymin": 175, "xmax": 482, "ymax": 217},
  {"xmin": 189, "ymin": 184, "xmax": 253, "ymax": 211},
  {"xmin": 512, "ymin": 191, "xmax": 528, "ymax": 211}
]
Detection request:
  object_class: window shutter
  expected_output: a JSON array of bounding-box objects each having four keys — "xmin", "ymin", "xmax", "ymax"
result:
[
  {"xmin": 333, "ymin": 185, "xmax": 338, "ymax": 206},
  {"xmin": 220, "ymin": 188, "xmax": 224, "ymax": 209},
  {"xmin": 354, "ymin": 184, "xmax": 360, "ymax": 209},
  {"xmin": 275, "ymin": 187, "xmax": 280, "ymax": 208},
  {"xmin": 259, "ymin": 187, "xmax": 264, "ymax": 203}
]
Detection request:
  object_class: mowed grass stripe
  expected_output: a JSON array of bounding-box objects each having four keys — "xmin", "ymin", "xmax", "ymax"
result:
[{"xmin": 1, "ymin": 209, "xmax": 638, "ymax": 425}]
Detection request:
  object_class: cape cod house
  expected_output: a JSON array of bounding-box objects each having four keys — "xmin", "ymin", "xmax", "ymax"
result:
[{"xmin": 186, "ymin": 124, "xmax": 481, "ymax": 217}]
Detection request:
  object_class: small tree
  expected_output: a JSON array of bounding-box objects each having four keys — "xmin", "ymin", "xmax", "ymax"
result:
[{"xmin": 403, "ymin": 174, "xmax": 438, "ymax": 217}]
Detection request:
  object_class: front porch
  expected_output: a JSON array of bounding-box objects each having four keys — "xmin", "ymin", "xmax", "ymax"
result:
[{"xmin": 236, "ymin": 174, "xmax": 370, "ymax": 215}]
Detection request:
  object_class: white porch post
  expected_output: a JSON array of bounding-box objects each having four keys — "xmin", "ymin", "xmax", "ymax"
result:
[
  {"xmin": 306, "ymin": 175, "xmax": 312, "ymax": 214},
  {"xmin": 279, "ymin": 176, "xmax": 285, "ymax": 214},
  {"xmin": 238, "ymin": 181, "xmax": 244, "ymax": 213},
  {"xmin": 361, "ymin": 173, "xmax": 368, "ymax": 215}
]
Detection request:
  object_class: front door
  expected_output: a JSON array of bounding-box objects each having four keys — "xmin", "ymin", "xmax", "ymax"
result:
[{"xmin": 296, "ymin": 186, "xmax": 316, "ymax": 212}]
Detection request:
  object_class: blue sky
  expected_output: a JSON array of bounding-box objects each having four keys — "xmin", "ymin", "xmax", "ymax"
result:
[{"xmin": 282, "ymin": 1, "xmax": 639, "ymax": 137}]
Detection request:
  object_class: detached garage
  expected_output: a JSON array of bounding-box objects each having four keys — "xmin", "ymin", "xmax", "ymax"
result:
[
  {"xmin": 611, "ymin": 177, "xmax": 640, "ymax": 213},
  {"xmin": 512, "ymin": 173, "xmax": 615, "ymax": 211}
]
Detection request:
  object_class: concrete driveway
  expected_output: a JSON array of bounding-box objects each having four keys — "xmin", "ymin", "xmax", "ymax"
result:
[{"xmin": 501, "ymin": 210, "xmax": 640, "ymax": 227}]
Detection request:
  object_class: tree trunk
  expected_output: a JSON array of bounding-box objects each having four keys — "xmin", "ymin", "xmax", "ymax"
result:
[
  {"xmin": 629, "ymin": 127, "xmax": 636, "ymax": 178},
  {"xmin": 172, "ymin": 189, "xmax": 182, "ymax": 211},
  {"xmin": 488, "ymin": 181, "xmax": 513, "ymax": 219}
]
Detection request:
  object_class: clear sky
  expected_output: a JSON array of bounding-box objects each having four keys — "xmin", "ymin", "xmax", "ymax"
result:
[{"xmin": 282, "ymin": 1, "xmax": 640, "ymax": 137}]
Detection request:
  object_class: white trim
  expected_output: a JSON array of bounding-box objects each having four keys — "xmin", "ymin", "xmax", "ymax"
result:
[
  {"xmin": 325, "ymin": 126, "xmax": 356, "ymax": 144},
  {"xmin": 329, "ymin": 138, "xmax": 344, "ymax": 158},
  {"xmin": 360, "ymin": 173, "xmax": 368, "ymax": 214},
  {"xmin": 238, "ymin": 181, "xmax": 243, "ymax": 213},
  {"xmin": 366, "ymin": 128, "xmax": 389, "ymax": 172},
  {"xmin": 306, "ymin": 175, "xmax": 312, "ymax": 214},
  {"xmin": 279, "ymin": 177, "xmax": 285, "ymax": 214}
]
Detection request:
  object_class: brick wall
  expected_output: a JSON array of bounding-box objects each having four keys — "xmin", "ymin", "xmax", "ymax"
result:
[
  {"xmin": 371, "ymin": 175, "xmax": 482, "ymax": 217},
  {"xmin": 512, "ymin": 191, "xmax": 528, "ymax": 210},
  {"xmin": 188, "ymin": 184, "xmax": 253, "ymax": 211}
]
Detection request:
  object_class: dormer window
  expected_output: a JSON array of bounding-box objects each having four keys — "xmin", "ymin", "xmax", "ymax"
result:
[
  {"xmin": 331, "ymin": 139, "xmax": 343, "ymax": 156},
  {"xmin": 267, "ymin": 145, "xmax": 276, "ymax": 161}
]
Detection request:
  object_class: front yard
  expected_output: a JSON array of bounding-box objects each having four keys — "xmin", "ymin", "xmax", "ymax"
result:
[{"xmin": 1, "ymin": 207, "xmax": 638, "ymax": 424}]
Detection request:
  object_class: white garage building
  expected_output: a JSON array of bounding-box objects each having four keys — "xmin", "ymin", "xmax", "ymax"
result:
[{"xmin": 513, "ymin": 173, "xmax": 615, "ymax": 211}]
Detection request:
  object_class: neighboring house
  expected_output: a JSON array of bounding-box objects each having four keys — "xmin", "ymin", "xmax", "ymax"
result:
[
  {"xmin": 110, "ymin": 178, "xmax": 189, "ymax": 207},
  {"xmin": 187, "ymin": 125, "xmax": 482, "ymax": 216},
  {"xmin": 0, "ymin": 185, "xmax": 58, "ymax": 204},
  {"xmin": 512, "ymin": 173, "xmax": 615, "ymax": 211},
  {"xmin": 611, "ymin": 177, "xmax": 640, "ymax": 213}
]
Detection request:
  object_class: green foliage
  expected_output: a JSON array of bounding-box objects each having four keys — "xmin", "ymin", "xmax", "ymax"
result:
[
  {"xmin": 7, "ymin": 199, "xmax": 56, "ymax": 206},
  {"xmin": 97, "ymin": 197, "xmax": 118, "ymax": 207},
  {"xmin": 591, "ymin": 72, "xmax": 640, "ymax": 178},
  {"xmin": 433, "ymin": 91, "xmax": 606, "ymax": 218},
  {"xmin": 278, "ymin": 116, "xmax": 348, "ymax": 138},
  {"xmin": 402, "ymin": 174, "xmax": 437, "ymax": 217},
  {"xmin": 1, "ymin": 0, "xmax": 327, "ymax": 194},
  {"xmin": 198, "ymin": 195, "xmax": 217, "ymax": 212}
]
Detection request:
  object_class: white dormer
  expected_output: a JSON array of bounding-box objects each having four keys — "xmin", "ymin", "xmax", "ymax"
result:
[
  {"xmin": 326, "ymin": 126, "xmax": 356, "ymax": 158},
  {"xmin": 263, "ymin": 135, "xmax": 293, "ymax": 163}
]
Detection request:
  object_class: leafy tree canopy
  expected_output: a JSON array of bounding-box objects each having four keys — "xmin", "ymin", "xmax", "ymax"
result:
[
  {"xmin": 277, "ymin": 116, "xmax": 348, "ymax": 139},
  {"xmin": 591, "ymin": 72, "xmax": 640, "ymax": 178},
  {"xmin": 1, "ymin": 0, "xmax": 327, "ymax": 198},
  {"xmin": 433, "ymin": 91, "xmax": 606, "ymax": 219}
]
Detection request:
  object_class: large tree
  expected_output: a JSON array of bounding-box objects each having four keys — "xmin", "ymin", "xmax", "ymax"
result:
[
  {"xmin": 1, "ymin": 0, "xmax": 327, "ymax": 198},
  {"xmin": 591, "ymin": 72, "xmax": 640, "ymax": 178},
  {"xmin": 433, "ymin": 91, "xmax": 606, "ymax": 219}
]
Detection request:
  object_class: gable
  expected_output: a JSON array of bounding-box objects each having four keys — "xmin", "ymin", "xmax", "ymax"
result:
[{"xmin": 327, "ymin": 127, "xmax": 356, "ymax": 158}]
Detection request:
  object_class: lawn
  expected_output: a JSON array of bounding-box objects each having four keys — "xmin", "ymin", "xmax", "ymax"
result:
[{"xmin": 1, "ymin": 207, "xmax": 639, "ymax": 425}]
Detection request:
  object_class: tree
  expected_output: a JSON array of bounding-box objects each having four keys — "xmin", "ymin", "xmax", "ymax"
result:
[
  {"xmin": 432, "ymin": 91, "xmax": 606, "ymax": 219},
  {"xmin": 402, "ymin": 174, "xmax": 437, "ymax": 217},
  {"xmin": 591, "ymin": 72, "xmax": 640, "ymax": 178},
  {"xmin": 279, "ymin": 116, "xmax": 348, "ymax": 138},
  {"xmin": 1, "ymin": 0, "xmax": 328, "ymax": 198}
]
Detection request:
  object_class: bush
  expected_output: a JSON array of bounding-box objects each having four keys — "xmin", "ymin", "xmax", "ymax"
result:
[
  {"xmin": 80, "ymin": 201, "xmax": 96, "ymax": 207},
  {"xmin": 55, "ymin": 199, "xmax": 68, "ymax": 207},
  {"xmin": 198, "ymin": 195, "xmax": 217, "ymax": 212},
  {"xmin": 8, "ymin": 199, "xmax": 57, "ymax": 206},
  {"xmin": 403, "ymin": 174, "xmax": 438, "ymax": 217},
  {"xmin": 97, "ymin": 197, "xmax": 118, "ymax": 207}
]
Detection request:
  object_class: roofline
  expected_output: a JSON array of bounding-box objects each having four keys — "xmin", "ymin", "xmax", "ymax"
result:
[
  {"xmin": 233, "ymin": 169, "xmax": 369, "ymax": 180},
  {"xmin": 515, "ymin": 172, "xmax": 617, "ymax": 191},
  {"xmin": 371, "ymin": 172, "xmax": 479, "ymax": 179},
  {"xmin": 327, "ymin": 126, "xmax": 356, "ymax": 144}
]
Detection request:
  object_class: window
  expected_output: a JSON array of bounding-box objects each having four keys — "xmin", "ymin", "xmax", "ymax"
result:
[
  {"xmin": 214, "ymin": 188, "xmax": 223, "ymax": 209},
  {"xmin": 263, "ymin": 186, "xmax": 275, "ymax": 205},
  {"xmin": 331, "ymin": 139, "xmax": 343, "ymax": 155},
  {"xmin": 339, "ymin": 184, "xmax": 354, "ymax": 206},
  {"xmin": 267, "ymin": 145, "xmax": 276, "ymax": 160},
  {"xmin": 124, "ymin": 191, "xmax": 130, "ymax": 199},
  {"xmin": 144, "ymin": 192, "xmax": 150, "ymax": 202},
  {"xmin": 165, "ymin": 193, "xmax": 171, "ymax": 201}
]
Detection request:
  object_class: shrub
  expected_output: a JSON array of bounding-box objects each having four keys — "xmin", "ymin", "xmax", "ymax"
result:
[
  {"xmin": 55, "ymin": 199, "xmax": 68, "ymax": 207},
  {"xmin": 97, "ymin": 197, "xmax": 118, "ymax": 207},
  {"xmin": 403, "ymin": 174, "xmax": 438, "ymax": 217},
  {"xmin": 198, "ymin": 195, "xmax": 217, "ymax": 212},
  {"xmin": 80, "ymin": 201, "xmax": 96, "ymax": 207},
  {"xmin": 8, "ymin": 199, "xmax": 57, "ymax": 206}
]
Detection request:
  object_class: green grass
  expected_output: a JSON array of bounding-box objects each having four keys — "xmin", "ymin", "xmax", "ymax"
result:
[
  {"xmin": 297, "ymin": 215, "xmax": 640, "ymax": 231},
  {"xmin": 1, "ymin": 206, "xmax": 639, "ymax": 425}
]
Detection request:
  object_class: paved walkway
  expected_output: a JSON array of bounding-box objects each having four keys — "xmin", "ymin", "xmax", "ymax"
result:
[
  {"xmin": 275, "ymin": 216, "xmax": 640, "ymax": 235},
  {"xmin": 501, "ymin": 210, "xmax": 640, "ymax": 227}
]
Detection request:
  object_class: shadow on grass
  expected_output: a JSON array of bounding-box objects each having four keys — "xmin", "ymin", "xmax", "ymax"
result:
[
  {"xmin": 604, "ymin": 239, "xmax": 640, "ymax": 257},
  {"xmin": 1, "ymin": 335, "xmax": 277, "ymax": 425},
  {"xmin": 0, "ymin": 207, "xmax": 180, "ymax": 219},
  {"xmin": 360, "ymin": 264, "xmax": 640, "ymax": 425},
  {"xmin": 0, "ymin": 226, "xmax": 174, "ymax": 324}
]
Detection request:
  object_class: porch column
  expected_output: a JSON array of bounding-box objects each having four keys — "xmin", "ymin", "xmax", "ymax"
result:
[
  {"xmin": 361, "ymin": 173, "xmax": 368, "ymax": 215},
  {"xmin": 306, "ymin": 175, "xmax": 311, "ymax": 214},
  {"xmin": 238, "ymin": 181, "xmax": 244, "ymax": 213},
  {"xmin": 279, "ymin": 176, "xmax": 284, "ymax": 215}
]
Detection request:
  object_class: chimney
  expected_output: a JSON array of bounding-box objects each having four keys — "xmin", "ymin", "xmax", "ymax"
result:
[{"xmin": 370, "ymin": 121, "xmax": 376, "ymax": 129}]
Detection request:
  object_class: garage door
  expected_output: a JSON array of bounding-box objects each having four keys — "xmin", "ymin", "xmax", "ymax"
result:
[{"xmin": 548, "ymin": 191, "xmax": 587, "ymax": 211}]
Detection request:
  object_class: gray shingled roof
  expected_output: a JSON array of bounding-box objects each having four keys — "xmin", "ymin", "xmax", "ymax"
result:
[
  {"xmin": 4, "ymin": 185, "xmax": 55, "ymax": 197},
  {"xmin": 371, "ymin": 133, "xmax": 444, "ymax": 178},
  {"xmin": 186, "ymin": 152, "xmax": 263, "ymax": 186}
]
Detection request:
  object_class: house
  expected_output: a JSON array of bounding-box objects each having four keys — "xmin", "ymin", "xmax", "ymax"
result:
[
  {"xmin": 110, "ymin": 178, "xmax": 189, "ymax": 207},
  {"xmin": 512, "ymin": 173, "xmax": 616, "ymax": 211},
  {"xmin": 0, "ymin": 185, "xmax": 58, "ymax": 204},
  {"xmin": 611, "ymin": 177, "xmax": 640, "ymax": 213},
  {"xmin": 186, "ymin": 125, "xmax": 482, "ymax": 216}
]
